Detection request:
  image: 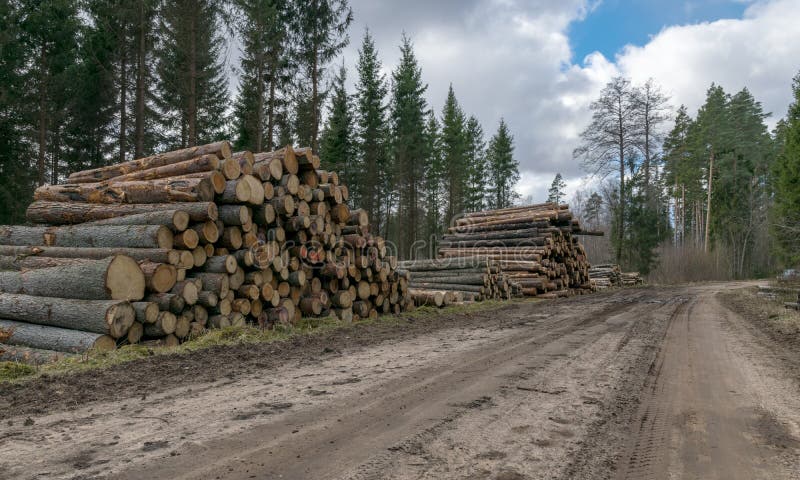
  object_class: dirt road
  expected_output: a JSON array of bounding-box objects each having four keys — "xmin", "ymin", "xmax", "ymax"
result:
[{"xmin": 1, "ymin": 282, "xmax": 799, "ymax": 480}]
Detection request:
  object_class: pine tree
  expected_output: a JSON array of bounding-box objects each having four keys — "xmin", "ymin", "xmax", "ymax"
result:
[
  {"xmin": 487, "ymin": 118, "xmax": 519, "ymax": 209},
  {"xmin": 19, "ymin": 0, "xmax": 81, "ymax": 185},
  {"xmin": 547, "ymin": 173, "xmax": 566, "ymax": 204},
  {"xmin": 291, "ymin": 0, "xmax": 352, "ymax": 152},
  {"xmin": 155, "ymin": 0, "xmax": 230, "ymax": 149},
  {"xmin": 423, "ymin": 111, "xmax": 443, "ymax": 252},
  {"xmin": 663, "ymin": 105, "xmax": 702, "ymax": 246},
  {"xmin": 354, "ymin": 29, "xmax": 389, "ymax": 231},
  {"xmin": 772, "ymin": 78, "xmax": 800, "ymax": 263},
  {"xmin": 690, "ymin": 83, "xmax": 731, "ymax": 252},
  {"xmin": 390, "ymin": 34, "xmax": 428, "ymax": 259},
  {"xmin": 440, "ymin": 84, "xmax": 467, "ymax": 221},
  {"xmin": 0, "ymin": 0, "xmax": 35, "ymax": 223},
  {"xmin": 463, "ymin": 116, "xmax": 487, "ymax": 212},
  {"xmin": 232, "ymin": 0, "xmax": 290, "ymax": 152},
  {"xmin": 319, "ymin": 63, "xmax": 354, "ymax": 185}
]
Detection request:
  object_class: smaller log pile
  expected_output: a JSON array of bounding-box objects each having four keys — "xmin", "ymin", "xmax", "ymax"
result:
[
  {"xmin": 440, "ymin": 203, "xmax": 594, "ymax": 297},
  {"xmin": 1, "ymin": 141, "xmax": 411, "ymax": 359},
  {"xmin": 589, "ymin": 264, "xmax": 644, "ymax": 289},
  {"xmin": 589, "ymin": 264, "xmax": 622, "ymax": 290},
  {"xmin": 398, "ymin": 257, "xmax": 517, "ymax": 307}
]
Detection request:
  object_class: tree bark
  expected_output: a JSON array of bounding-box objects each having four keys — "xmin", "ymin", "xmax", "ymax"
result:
[
  {"xmin": 0, "ymin": 245, "xmax": 181, "ymax": 266},
  {"xmin": 81, "ymin": 210, "xmax": 190, "ymax": 232},
  {"xmin": 0, "ymin": 255, "xmax": 144, "ymax": 300},
  {"xmin": 705, "ymin": 148, "xmax": 714, "ymax": 253},
  {"xmin": 0, "ymin": 319, "xmax": 116, "ymax": 353},
  {"xmin": 34, "ymin": 177, "xmax": 214, "ymax": 203},
  {"xmin": 0, "ymin": 293, "xmax": 135, "ymax": 338},
  {"xmin": 26, "ymin": 200, "xmax": 218, "ymax": 224},
  {"xmin": 67, "ymin": 141, "xmax": 231, "ymax": 183},
  {"xmin": 0, "ymin": 225, "xmax": 173, "ymax": 249}
]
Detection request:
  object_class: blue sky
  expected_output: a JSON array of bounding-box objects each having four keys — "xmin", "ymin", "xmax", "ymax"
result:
[{"xmin": 569, "ymin": 0, "xmax": 750, "ymax": 62}]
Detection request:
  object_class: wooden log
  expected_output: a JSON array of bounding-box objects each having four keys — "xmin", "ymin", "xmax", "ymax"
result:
[
  {"xmin": 139, "ymin": 261, "xmax": 178, "ymax": 293},
  {"xmin": 0, "ymin": 345, "xmax": 74, "ymax": 364},
  {"xmin": 144, "ymin": 293, "xmax": 185, "ymax": 314},
  {"xmin": 219, "ymin": 157, "xmax": 242, "ymax": 180},
  {"xmin": 105, "ymin": 154, "xmax": 220, "ymax": 183},
  {"xmin": 26, "ymin": 201, "xmax": 218, "ymax": 225},
  {"xmin": 0, "ymin": 255, "xmax": 144, "ymax": 300},
  {"xmin": 132, "ymin": 302, "xmax": 159, "ymax": 324},
  {"xmin": 171, "ymin": 280, "xmax": 199, "ymax": 305},
  {"xmin": 67, "ymin": 141, "xmax": 231, "ymax": 183},
  {"xmin": 192, "ymin": 221, "xmax": 220, "ymax": 244},
  {"xmin": 171, "ymin": 170, "xmax": 227, "ymax": 194},
  {"xmin": 0, "ymin": 225, "xmax": 173, "ymax": 249},
  {"xmin": 241, "ymin": 175, "xmax": 265, "ymax": 205},
  {"xmin": 254, "ymin": 146, "xmax": 297, "ymax": 175},
  {"xmin": 188, "ymin": 273, "xmax": 229, "ymax": 297},
  {"xmin": 0, "ymin": 294, "xmax": 135, "ymax": 338},
  {"xmin": 174, "ymin": 229, "xmax": 199, "ymax": 249},
  {"xmin": 174, "ymin": 314, "xmax": 191, "ymax": 338},
  {"xmin": 217, "ymin": 179, "xmax": 251, "ymax": 204},
  {"xmin": 34, "ymin": 177, "xmax": 214, "ymax": 204},
  {"xmin": 409, "ymin": 290, "xmax": 445, "ymax": 307},
  {"xmin": 143, "ymin": 311, "xmax": 177, "ymax": 336},
  {"xmin": 79, "ymin": 210, "xmax": 190, "ymax": 232},
  {"xmin": 0, "ymin": 319, "xmax": 116, "ymax": 353},
  {"xmin": 201, "ymin": 255, "xmax": 237, "ymax": 274}
]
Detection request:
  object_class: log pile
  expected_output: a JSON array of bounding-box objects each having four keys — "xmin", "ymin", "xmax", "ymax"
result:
[
  {"xmin": 398, "ymin": 257, "xmax": 517, "ymax": 307},
  {"xmin": 589, "ymin": 264, "xmax": 622, "ymax": 290},
  {"xmin": 589, "ymin": 264, "xmax": 644, "ymax": 289},
  {"xmin": 0, "ymin": 141, "xmax": 411, "ymax": 358},
  {"xmin": 440, "ymin": 203, "xmax": 594, "ymax": 298}
]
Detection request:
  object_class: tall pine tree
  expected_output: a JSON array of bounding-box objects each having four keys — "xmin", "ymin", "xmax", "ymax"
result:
[
  {"xmin": 440, "ymin": 84, "xmax": 467, "ymax": 222},
  {"xmin": 422, "ymin": 111, "xmax": 443, "ymax": 253},
  {"xmin": 463, "ymin": 115, "xmax": 487, "ymax": 212},
  {"xmin": 291, "ymin": 0, "xmax": 352, "ymax": 152},
  {"xmin": 232, "ymin": 0, "xmax": 290, "ymax": 152},
  {"xmin": 319, "ymin": 63, "xmax": 354, "ymax": 185},
  {"xmin": 155, "ymin": 0, "xmax": 229, "ymax": 149},
  {"xmin": 487, "ymin": 118, "xmax": 519, "ymax": 208},
  {"xmin": 354, "ymin": 29, "xmax": 389, "ymax": 232},
  {"xmin": 390, "ymin": 34, "xmax": 428, "ymax": 259},
  {"xmin": 547, "ymin": 173, "xmax": 566, "ymax": 204},
  {"xmin": 772, "ymin": 75, "xmax": 800, "ymax": 264}
]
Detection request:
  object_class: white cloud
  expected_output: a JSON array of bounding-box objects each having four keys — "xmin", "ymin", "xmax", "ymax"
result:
[{"xmin": 338, "ymin": 0, "xmax": 800, "ymax": 201}]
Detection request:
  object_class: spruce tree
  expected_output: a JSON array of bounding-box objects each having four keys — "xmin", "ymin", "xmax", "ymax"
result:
[
  {"xmin": 463, "ymin": 116, "xmax": 487, "ymax": 212},
  {"xmin": 354, "ymin": 29, "xmax": 389, "ymax": 231},
  {"xmin": 423, "ymin": 111, "xmax": 444, "ymax": 252},
  {"xmin": 319, "ymin": 64, "xmax": 354, "ymax": 185},
  {"xmin": 0, "ymin": 0, "xmax": 35, "ymax": 223},
  {"xmin": 155, "ymin": 0, "xmax": 229, "ymax": 148},
  {"xmin": 291, "ymin": 0, "xmax": 352, "ymax": 152},
  {"xmin": 390, "ymin": 34, "xmax": 428, "ymax": 259},
  {"xmin": 232, "ymin": 0, "xmax": 290, "ymax": 152},
  {"xmin": 772, "ymin": 76, "xmax": 800, "ymax": 264},
  {"xmin": 547, "ymin": 173, "xmax": 567, "ymax": 204},
  {"xmin": 487, "ymin": 118, "xmax": 519, "ymax": 208},
  {"xmin": 440, "ymin": 85, "xmax": 467, "ymax": 221},
  {"xmin": 19, "ymin": 0, "xmax": 81, "ymax": 185}
]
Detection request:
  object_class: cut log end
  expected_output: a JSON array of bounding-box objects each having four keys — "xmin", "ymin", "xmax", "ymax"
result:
[{"xmin": 107, "ymin": 255, "xmax": 146, "ymax": 301}]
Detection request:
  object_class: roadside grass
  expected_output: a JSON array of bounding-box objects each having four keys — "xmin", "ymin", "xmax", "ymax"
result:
[
  {"xmin": 0, "ymin": 299, "xmax": 522, "ymax": 384},
  {"xmin": 719, "ymin": 286, "xmax": 800, "ymax": 337}
]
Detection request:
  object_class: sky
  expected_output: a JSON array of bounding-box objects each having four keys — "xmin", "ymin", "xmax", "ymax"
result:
[{"xmin": 327, "ymin": 0, "xmax": 800, "ymax": 202}]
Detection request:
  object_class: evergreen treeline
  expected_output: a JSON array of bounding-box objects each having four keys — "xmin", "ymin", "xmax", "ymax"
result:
[
  {"xmin": 574, "ymin": 74, "xmax": 800, "ymax": 278},
  {"xmin": 0, "ymin": 1, "xmax": 519, "ymax": 260}
]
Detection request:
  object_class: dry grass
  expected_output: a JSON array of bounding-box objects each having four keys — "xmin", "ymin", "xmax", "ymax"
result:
[
  {"xmin": 719, "ymin": 286, "xmax": 800, "ymax": 337},
  {"xmin": 0, "ymin": 300, "xmax": 512, "ymax": 384}
]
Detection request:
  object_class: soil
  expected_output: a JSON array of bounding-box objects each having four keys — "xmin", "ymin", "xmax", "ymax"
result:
[{"xmin": 1, "ymin": 281, "xmax": 798, "ymax": 480}]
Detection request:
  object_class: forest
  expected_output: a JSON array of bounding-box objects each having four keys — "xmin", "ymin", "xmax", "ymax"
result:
[
  {"xmin": 0, "ymin": 0, "xmax": 519, "ymax": 262},
  {"xmin": 1, "ymin": 0, "xmax": 799, "ymax": 279},
  {"xmin": 569, "ymin": 74, "xmax": 800, "ymax": 281}
]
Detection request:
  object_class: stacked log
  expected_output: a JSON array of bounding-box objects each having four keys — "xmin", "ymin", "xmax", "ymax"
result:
[
  {"xmin": 589, "ymin": 264, "xmax": 644, "ymax": 289},
  {"xmin": 1, "ymin": 141, "xmax": 411, "ymax": 358},
  {"xmin": 398, "ymin": 257, "xmax": 516, "ymax": 306},
  {"xmin": 589, "ymin": 264, "xmax": 622, "ymax": 290},
  {"xmin": 440, "ymin": 203, "xmax": 594, "ymax": 297}
]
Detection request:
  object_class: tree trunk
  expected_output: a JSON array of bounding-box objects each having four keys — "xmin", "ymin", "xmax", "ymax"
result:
[
  {"xmin": 132, "ymin": 301, "xmax": 159, "ymax": 324},
  {"xmin": 0, "ymin": 224, "xmax": 173, "ymax": 249},
  {"xmin": 103, "ymin": 154, "xmax": 219, "ymax": 182},
  {"xmin": 0, "ymin": 345, "xmax": 74, "ymax": 364},
  {"xmin": 134, "ymin": 0, "xmax": 147, "ymax": 159},
  {"xmin": 119, "ymin": 34, "xmax": 128, "ymax": 163},
  {"xmin": 704, "ymin": 148, "xmax": 714, "ymax": 253},
  {"xmin": 0, "ymin": 255, "xmax": 144, "ymax": 300},
  {"xmin": 188, "ymin": 6, "xmax": 197, "ymax": 147},
  {"xmin": 143, "ymin": 311, "xmax": 176, "ymax": 336},
  {"xmin": 67, "ymin": 141, "xmax": 230, "ymax": 183},
  {"xmin": 37, "ymin": 45, "xmax": 48, "ymax": 186},
  {"xmin": 144, "ymin": 293, "xmax": 185, "ymax": 314},
  {"xmin": 81, "ymin": 209, "xmax": 190, "ymax": 232},
  {"xmin": 0, "ymin": 245, "xmax": 181, "ymax": 266},
  {"xmin": 0, "ymin": 319, "xmax": 116, "ymax": 353},
  {"xmin": 139, "ymin": 261, "xmax": 177, "ymax": 293},
  {"xmin": 26, "ymin": 200, "xmax": 218, "ymax": 224},
  {"xmin": 0, "ymin": 293, "xmax": 135, "ymax": 338},
  {"xmin": 34, "ymin": 177, "xmax": 214, "ymax": 203}
]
